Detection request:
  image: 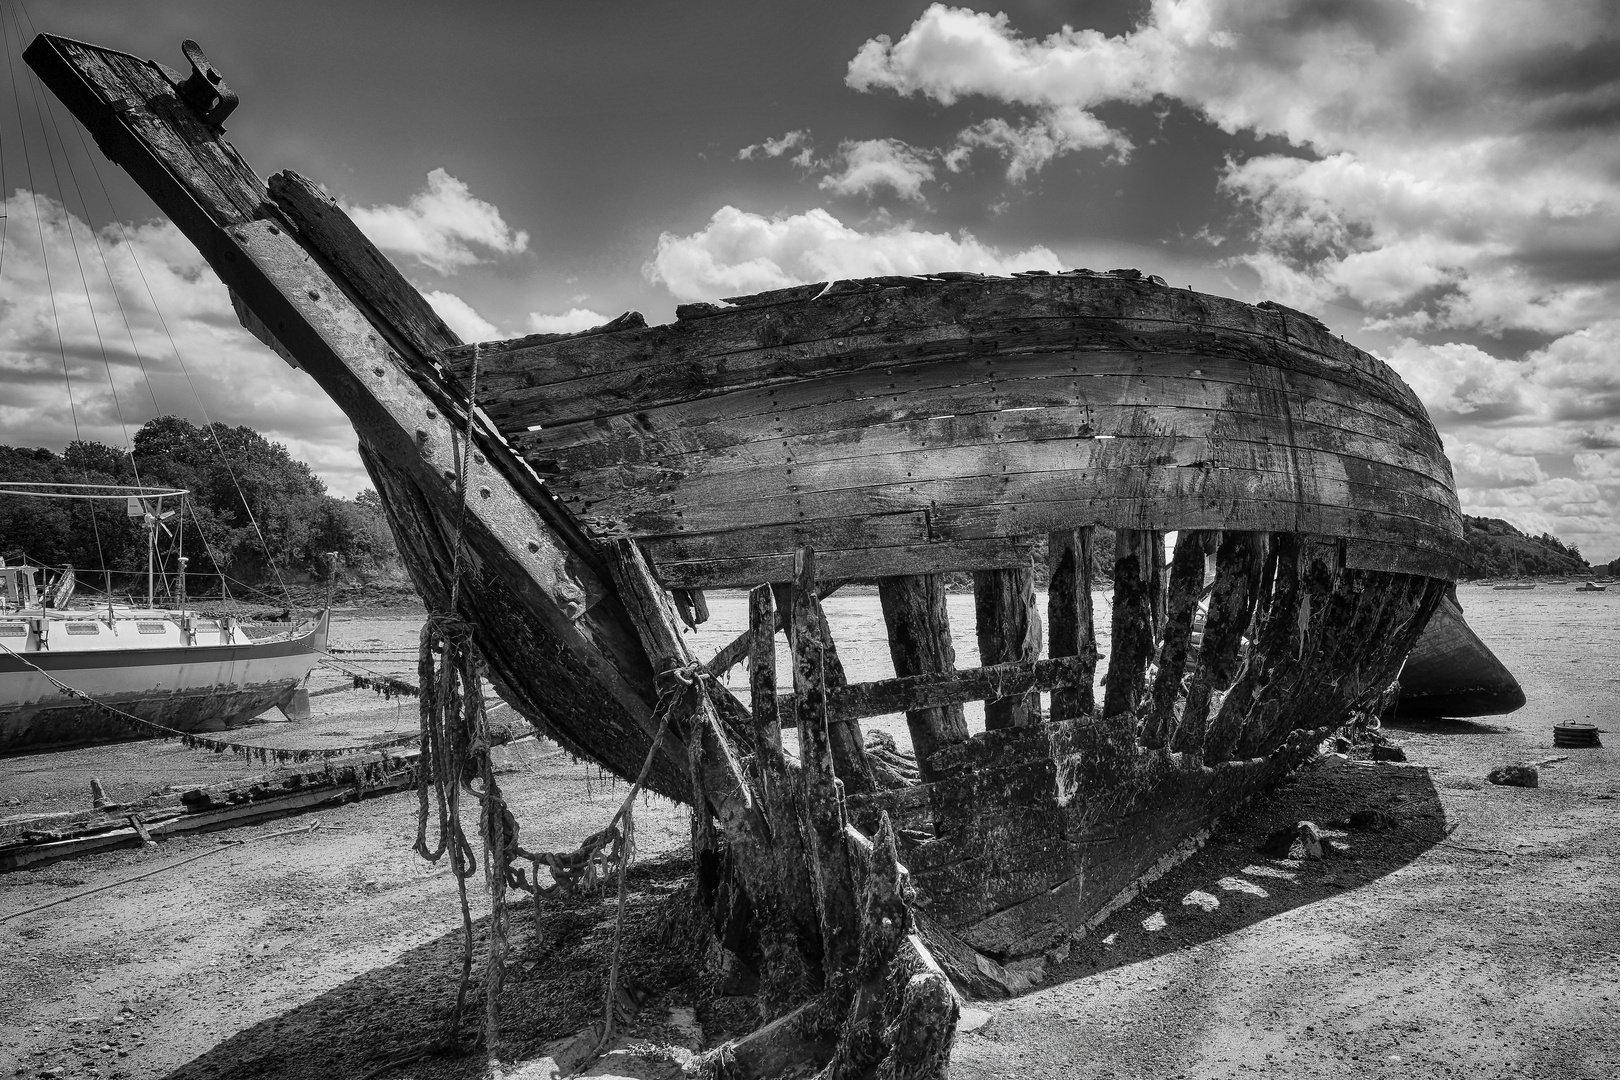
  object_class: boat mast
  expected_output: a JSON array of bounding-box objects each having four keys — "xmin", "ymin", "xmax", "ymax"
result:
[
  {"xmin": 177, "ymin": 494, "xmax": 187, "ymax": 617},
  {"xmin": 146, "ymin": 496, "xmax": 156, "ymax": 609}
]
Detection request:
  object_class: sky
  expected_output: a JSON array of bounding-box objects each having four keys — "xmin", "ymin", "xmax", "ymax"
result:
[{"xmin": 0, "ymin": 0, "xmax": 1616, "ymax": 563}]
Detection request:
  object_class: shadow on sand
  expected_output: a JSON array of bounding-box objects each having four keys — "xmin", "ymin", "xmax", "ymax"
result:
[
  {"xmin": 161, "ymin": 762, "xmax": 1448, "ymax": 1078},
  {"xmin": 1036, "ymin": 759, "xmax": 1451, "ymax": 989},
  {"xmin": 1384, "ymin": 715, "xmax": 1511, "ymax": 737},
  {"xmin": 161, "ymin": 858, "xmax": 701, "ymax": 1080}
]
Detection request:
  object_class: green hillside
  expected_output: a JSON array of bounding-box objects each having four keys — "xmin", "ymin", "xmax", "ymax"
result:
[{"xmin": 1461, "ymin": 516, "xmax": 1588, "ymax": 579}]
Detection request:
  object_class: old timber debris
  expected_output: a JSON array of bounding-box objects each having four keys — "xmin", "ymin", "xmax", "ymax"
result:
[{"xmin": 29, "ymin": 31, "xmax": 1489, "ymax": 1078}]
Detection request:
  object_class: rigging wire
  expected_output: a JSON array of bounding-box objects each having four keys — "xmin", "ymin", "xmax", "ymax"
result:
[
  {"xmin": 0, "ymin": 4, "xmax": 108, "ymax": 588},
  {"xmin": 27, "ymin": 27, "xmax": 161, "ymax": 418},
  {"xmin": 13, "ymin": 0, "xmax": 295, "ymax": 614},
  {"xmin": 0, "ymin": 8, "xmax": 7, "ymax": 283},
  {"xmin": 22, "ymin": 31, "xmax": 141, "ymax": 476}
]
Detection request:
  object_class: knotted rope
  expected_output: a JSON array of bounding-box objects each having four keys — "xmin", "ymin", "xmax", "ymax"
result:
[
  {"xmin": 411, "ymin": 338, "xmax": 711, "ymax": 1062},
  {"xmin": 409, "ymin": 340, "xmax": 526, "ymax": 1057}
]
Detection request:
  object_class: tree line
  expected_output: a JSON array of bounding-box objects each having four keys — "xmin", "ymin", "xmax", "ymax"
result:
[
  {"xmin": 0, "ymin": 417, "xmax": 399, "ymax": 596},
  {"xmin": 1460, "ymin": 516, "xmax": 1590, "ymax": 578}
]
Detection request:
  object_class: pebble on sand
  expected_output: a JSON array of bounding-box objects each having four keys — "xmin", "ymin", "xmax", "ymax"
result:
[{"xmin": 1487, "ymin": 764, "xmax": 1540, "ymax": 788}]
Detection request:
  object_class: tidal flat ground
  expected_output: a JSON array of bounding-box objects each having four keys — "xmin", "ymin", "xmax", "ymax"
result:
[{"xmin": 1, "ymin": 587, "xmax": 1615, "ymax": 1079}]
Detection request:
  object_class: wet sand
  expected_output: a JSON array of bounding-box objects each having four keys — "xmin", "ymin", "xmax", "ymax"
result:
[{"xmin": 0, "ymin": 587, "xmax": 1616, "ymax": 1079}]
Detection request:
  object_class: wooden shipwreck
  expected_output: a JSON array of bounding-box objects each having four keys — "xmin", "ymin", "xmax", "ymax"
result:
[{"xmin": 30, "ymin": 32, "xmax": 1479, "ymax": 1076}]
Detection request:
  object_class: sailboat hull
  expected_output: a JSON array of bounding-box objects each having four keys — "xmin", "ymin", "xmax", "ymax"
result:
[{"xmin": 0, "ymin": 619, "xmax": 327, "ymax": 754}]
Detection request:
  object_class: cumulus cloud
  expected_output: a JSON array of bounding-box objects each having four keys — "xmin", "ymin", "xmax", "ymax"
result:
[
  {"xmin": 847, "ymin": 5, "xmax": 1155, "ymax": 178},
  {"xmin": 1384, "ymin": 325, "xmax": 1620, "ymax": 560},
  {"xmin": 850, "ymin": 3, "xmax": 1620, "ymax": 332},
  {"xmin": 818, "ymin": 139, "xmax": 936, "ymax": 201},
  {"xmin": 425, "ymin": 291, "xmax": 501, "ymax": 342},
  {"xmin": 0, "ymin": 190, "xmax": 368, "ymax": 495},
  {"xmin": 1447, "ymin": 440, "xmax": 1546, "ymax": 489},
  {"xmin": 643, "ymin": 205, "xmax": 1060, "ymax": 302},
  {"xmin": 945, "ymin": 107, "xmax": 1130, "ymax": 181},
  {"xmin": 525, "ymin": 308, "xmax": 611, "ymax": 335},
  {"xmin": 847, "ymin": 6, "xmax": 1158, "ymax": 112},
  {"xmin": 738, "ymin": 130, "xmax": 812, "ymax": 163},
  {"xmin": 345, "ymin": 168, "xmax": 529, "ymax": 276}
]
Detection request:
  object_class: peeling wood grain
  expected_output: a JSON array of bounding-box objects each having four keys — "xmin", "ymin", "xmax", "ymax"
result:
[
  {"xmin": 878, "ymin": 575, "xmax": 970, "ymax": 782},
  {"xmin": 1046, "ymin": 527, "xmax": 1098, "ymax": 721},
  {"xmin": 972, "ymin": 566, "xmax": 1043, "ymax": 730}
]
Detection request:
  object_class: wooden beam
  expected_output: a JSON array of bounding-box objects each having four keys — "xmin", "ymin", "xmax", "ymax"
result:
[
  {"xmin": 787, "ymin": 550, "xmax": 870, "ymax": 794},
  {"xmin": 1146, "ymin": 531, "xmax": 1168, "ymax": 640},
  {"xmin": 1218, "ymin": 534, "xmax": 1300, "ymax": 759},
  {"xmin": 1102, "ymin": 529, "xmax": 1157, "ymax": 720},
  {"xmin": 773, "ymin": 655, "xmax": 1088, "ymax": 727},
  {"xmin": 877, "ymin": 575, "xmax": 970, "ymax": 782},
  {"xmin": 788, "ymin": 548, "xmax": 862, "ymax": 971},
  {"xmin": 652, "ymin": 536, "xmax": 1036, "ymax": 590},
  {"xmin": 972, "ymin": 567, "xmax": 1043, "ymax": 730},
  {"xmin": 705, "ymin": 579, "xmax": 845, "ymax": 680},
  {"xmin": 1142, "ymin": 529, "xmax": 1213, "ymax": 748},
  {"xmin": 1176, "ymin": 532, "xmax": 1265, "ymax": 758},
  {"xmin": 1046, "ymin": 527, "xmax": 1097, "ymax": 721},
  {"xmin": 747, "ymin": 584, "xmax": 784, "ymax": 773}
]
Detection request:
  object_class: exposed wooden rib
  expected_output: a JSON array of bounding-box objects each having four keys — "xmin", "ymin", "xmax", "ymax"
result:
[
  {"xmin": 1219, "ymin": 534, "xmax": 1302, "ymax": 758},
  {"xmin": 790, "ymin": 550, "xmax": 871, "ymax": 794},
  {"xmin": 1102, "ymin": 529, "xmax": 1157, "ymax": 720},
  {"xmin": 1178, "ymin": 532, "xmax": 1265, "ymax": 759},
  {"xmin": 1142, "ymin": 529, "xmax": 1212, "ymax": 748},
  {"xmin": 748, "ymin": 584, "xmax": 783, "ymax": 771},
  {"xmin": 1146, "ymin": 531, "xmax": 1168, "ymax": 639},
  {"xmin": 972, "ymin": 566, "xmax": 1043, "ymax": 730},
  {"xmin": 788, "ymin": 549, "xmax": 862, "ymax": 971},
  {"xmin": 877, "ymin": 575, "xmax": 970, "ymax": 782},
  {"xmin": 705, "ymin": 580, "xmax": 844, "ymax": 679},
  {"xmin": 1046, "ymin": 527, "xmax": 1098, "ymax": 721}
]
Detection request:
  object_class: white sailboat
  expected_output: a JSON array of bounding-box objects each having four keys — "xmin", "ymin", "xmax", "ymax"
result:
[{"xmin": 0, "ymin": 483, "xmax": 327, "ymax": 754}]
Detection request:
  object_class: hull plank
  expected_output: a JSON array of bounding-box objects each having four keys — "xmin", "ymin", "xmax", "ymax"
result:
[{"xmin": 444, "ymin": 292, "xmax": 1432, "ymax": 433}]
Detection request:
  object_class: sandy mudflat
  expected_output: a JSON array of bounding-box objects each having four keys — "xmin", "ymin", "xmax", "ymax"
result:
[{"xmin": 1, "ymin": 588, "xmax": 1616, "ymax": 1079}]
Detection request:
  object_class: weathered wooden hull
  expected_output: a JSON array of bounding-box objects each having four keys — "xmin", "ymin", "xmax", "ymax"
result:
[
  {"xmin": 0, "ymin": 616, "xmax": 327, "ymax": 754},
  {"xmin": 1396, "ymin": 588, "xmax": 1525, "ymax": 718},
  {"xmin": 27, "ymin": 35, "xmax": 1488, "ymax": 1037},
  {"xmin": 456, "ymin": 276, "xmax": 1466, "ymax": 586}
]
